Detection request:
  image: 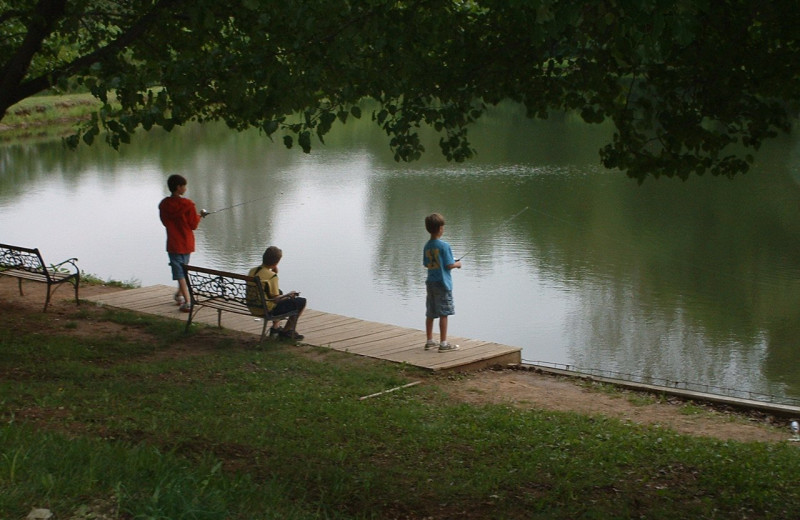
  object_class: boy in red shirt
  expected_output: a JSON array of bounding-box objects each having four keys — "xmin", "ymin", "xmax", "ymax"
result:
[{"xmin": 159, "ymin": 174, "xmax": 203, "ymax": 312}]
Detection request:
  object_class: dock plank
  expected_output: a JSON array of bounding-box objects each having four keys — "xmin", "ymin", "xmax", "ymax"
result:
[{"xmin": 86, "ymin": 284, "xmax": 521, "ymax": 372}]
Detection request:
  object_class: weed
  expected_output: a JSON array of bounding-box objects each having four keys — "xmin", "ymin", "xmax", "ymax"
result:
[
  {"xmin": 680, "ymin": 403, "xmax": 707, "ymax": 416},
  {"xmin": 80, "ymin": 271, "xmax": 141, "ymax": 288},
  {"xmin": 627, "ymin": 393, "xmax": 658, "ymax": 407}
]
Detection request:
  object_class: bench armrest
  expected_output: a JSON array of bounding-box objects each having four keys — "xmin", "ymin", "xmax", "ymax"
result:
[{"xmin": 51, "ymin": 257, "xmax": 79, "ymax": 273}]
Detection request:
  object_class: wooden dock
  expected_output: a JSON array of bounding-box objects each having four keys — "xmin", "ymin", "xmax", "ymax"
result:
[{"xmin": 85, "ymin": 285, "xmax": 521, "ymax": 372}]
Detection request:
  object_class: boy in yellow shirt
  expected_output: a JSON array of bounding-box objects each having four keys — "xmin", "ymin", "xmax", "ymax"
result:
[{"xmin": 248, "ymin": 246, "xmax": 306, "ymax": 340}]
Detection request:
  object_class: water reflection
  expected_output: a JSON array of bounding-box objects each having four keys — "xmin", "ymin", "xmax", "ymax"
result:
[{"xmin": 1, "ymin": 105, "xmax": 799, "ymax": 403}]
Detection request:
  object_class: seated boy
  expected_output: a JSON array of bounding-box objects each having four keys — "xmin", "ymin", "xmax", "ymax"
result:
[{"xmin": 247, "ymin": 246, "xmax": 307, "ymax": 340}]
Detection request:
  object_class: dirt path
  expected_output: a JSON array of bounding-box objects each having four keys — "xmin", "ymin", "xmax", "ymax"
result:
[
  {"xmin": 1, "ymin": 277, "xmax": 795, "ymax": 444},
  {"xmin": 442, "ymin": 368, "xmax": 792, "ymax": 443}
]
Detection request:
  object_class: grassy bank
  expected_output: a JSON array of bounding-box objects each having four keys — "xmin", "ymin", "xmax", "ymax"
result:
[
  {"xmin": 0, "ymin": 93, "xmax": 101, "ymax": 144},
  {"xmin": 2, "ymin": 301, "xmax": 800, "ymax": 519}
]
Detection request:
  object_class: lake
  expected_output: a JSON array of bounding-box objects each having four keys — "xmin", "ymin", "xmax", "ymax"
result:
[{"xmin": 2, "ymin": 103, "xmax": 799, "ymax": 405}]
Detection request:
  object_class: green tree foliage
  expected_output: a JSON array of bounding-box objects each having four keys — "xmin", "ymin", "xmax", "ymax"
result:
[{"xmin": 1, "ymin": 0, "xmax": 799, "ymax": 180}]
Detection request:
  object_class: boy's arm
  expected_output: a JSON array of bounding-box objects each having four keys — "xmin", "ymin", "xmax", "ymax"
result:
[
  {"xmin": 188, "ymin": 206, "xmax": 202, "ymax": 229},
  {"xmin": 444, "ymin": 243, "xmax": 460, "ymax": 270},
  {"xmin": 273, "ymin": 291, "xmax": 300, "ymax": 301}
]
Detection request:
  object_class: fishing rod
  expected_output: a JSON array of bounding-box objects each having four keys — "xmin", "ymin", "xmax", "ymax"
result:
[
  {"xmin": 456, "ymin": 206, "xmax": 530, "ymax": 262},
  {"xmin": 200, "ymin": 194, "xmax": 272, "ymax": 217}
]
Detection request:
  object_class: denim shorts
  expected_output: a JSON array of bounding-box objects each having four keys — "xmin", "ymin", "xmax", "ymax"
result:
[
  {"xmin": 168, "ymin": 253, "xmax": 190, "ymax": 280},
  {"xmin": 426, "ymin": 281, "xmax": 455, "ymax": 318}
]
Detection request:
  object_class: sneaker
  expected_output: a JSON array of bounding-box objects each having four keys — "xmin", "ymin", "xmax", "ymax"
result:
[
  {"xmin": 269, "ymin": 326, "xmax": 283, "ymax": 336},
  {"xmin": 279, "ymin": 329, "xmax": 304, "ymax": 341},
  {"xmin": 174, "ymin": 292, "xmax": 186, "ymax": 306},
  {"xmin": 438, "ymin": 342, "xmax": 459, "ymax": 352},
  {"xmin": 179, "ymin": 303, "xmax": 191, "ymax": 313},
  {"xmin": 424, "ymin": 340, "xmax": 438, "ymax": 350}
]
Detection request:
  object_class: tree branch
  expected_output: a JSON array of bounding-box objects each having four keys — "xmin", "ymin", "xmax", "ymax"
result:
[
  {"xmin": 5, "ymin": 0, "xmax": 185, "ymax": 111},
  {"xmin": 0, "ymin": 0, "xmax": 66, "ymax": 115}
]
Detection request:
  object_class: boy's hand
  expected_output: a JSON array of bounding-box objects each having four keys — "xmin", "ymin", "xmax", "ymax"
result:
[{"xmin": 200, "ymin": 209, "xmax": 209, "ymax": 218}]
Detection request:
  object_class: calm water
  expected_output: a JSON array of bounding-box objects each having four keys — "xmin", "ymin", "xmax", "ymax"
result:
[{"xmin": 2, "ymin": 105, "xmax": 800, "ymax": 403}]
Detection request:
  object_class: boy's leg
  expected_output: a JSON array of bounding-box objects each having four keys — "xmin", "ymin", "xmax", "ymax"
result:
[
  {"xmin": 178, "ymin": 278, "xmax": 190, "ymax": 304},
  {"xmin": 169, "ymin": 253, "xmax": 191, "ymax": 307},
  {"xmin": 439, "ymin": 316, "xmax": 448, "ymax": 343},
  {"xmin": 424, "ymin": 317, "xmax": 438, "ymax": 350},
  {"xmin": 425, "ymin": 283, "xmax": 437, "ymax": 344},
  {"xmin": 284, "ymin": 315, "xmax": 297, "ymax": 330},
  {"xmin": 277, "ymin": 297, "xmax": 307, "ymax": 339},
  {"xmin": 436, "ymin": 288, "xmax": 458, "ymax": 351},
  {"xmin": 284, "ymin": 297, "xmax": 306, "ymax": 331}
]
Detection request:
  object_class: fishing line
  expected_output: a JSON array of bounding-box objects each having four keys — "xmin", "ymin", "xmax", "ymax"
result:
[
  {"xmin": 456, "ymin": 206, "xmax": 529, "ymax": 262},
  {"xmin": 200, "ymin": 194, "xmax": 273, "ymax": 217}
]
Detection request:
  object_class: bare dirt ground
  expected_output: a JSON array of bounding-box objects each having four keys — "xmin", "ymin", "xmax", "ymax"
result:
[
  {"xmin": 2, "ymin": 277, "xmax": 796, "ymax": 444},
  {"xmin": 443, "ymin": 369, "xmax": 793, "ymax": 443}
]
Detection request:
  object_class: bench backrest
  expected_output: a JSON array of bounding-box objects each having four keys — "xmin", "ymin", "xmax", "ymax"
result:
[
  {"xmin": 183, "ymin": 264, "xmax": 267, "ymax": 316},
  {"xmin": 0, "ymin": 243, "xmax": 49, "ymax": 278}
]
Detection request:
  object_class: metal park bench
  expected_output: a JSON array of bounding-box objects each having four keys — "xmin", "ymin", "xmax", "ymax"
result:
[
  {"xmin": 0, "ymin": 243, "xmax": 80, "ymax": 312},
  {"xmin": 182, "ymin": 264, "xmax": 298, "ymax": 344}
]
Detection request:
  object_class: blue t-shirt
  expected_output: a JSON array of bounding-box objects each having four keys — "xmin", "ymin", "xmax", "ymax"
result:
[{"xmin": 423, "ymin": 238, "xmax": 455, "ymax": 291}]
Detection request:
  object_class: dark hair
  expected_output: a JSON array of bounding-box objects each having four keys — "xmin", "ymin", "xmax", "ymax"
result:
[
  {"xmin": 167, "ymin": 174, "xmax": 187, "ymax": 193},
  {"xmin": 262, "ymin": 246, "xmax": 283, "ymax": 266},
  {"xmin": 425, "ymin": 213, "xmax": 445, "ymax": 234}
]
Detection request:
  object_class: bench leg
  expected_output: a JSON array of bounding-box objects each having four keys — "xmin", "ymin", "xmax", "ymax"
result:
[
  {"xmin": 185, "ymin": 305, "xmax": 196, "ymax": 334},
  {"xmin": 41, "ymin": 278, "xmax": 80, "ymax": 313},
  {"xmin": 43, "ymin": 286, "xmax": 52, "ymax": 312},
  {"xmin": 73, "ymin": 275, "xmax": 80, "ymax": 306},
  {"xmin": 17, "ymin": 278, "xmax": 24, "ymax": 296},
  {"xmin": 258, "ymin": 319, "xmax": 269, "ymax": 344}
]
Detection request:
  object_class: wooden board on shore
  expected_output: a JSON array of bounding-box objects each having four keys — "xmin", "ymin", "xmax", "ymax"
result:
[{"xmin": 85, "ymin": 285, "xmax": 521, "ymax": 372}]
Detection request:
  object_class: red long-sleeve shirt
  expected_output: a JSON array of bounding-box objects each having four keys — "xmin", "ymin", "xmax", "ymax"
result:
[{"xmin": 159, "ymin": 195, "xmax": 201, "ymax": 254}]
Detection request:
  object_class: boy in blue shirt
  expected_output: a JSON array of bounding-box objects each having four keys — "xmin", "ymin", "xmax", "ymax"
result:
[{"xmin": 423, "ymin": 213, "xmax": 462, "ymax": 352}]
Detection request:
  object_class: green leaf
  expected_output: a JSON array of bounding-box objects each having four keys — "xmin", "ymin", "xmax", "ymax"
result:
[
  {"xmin": 298, "ymin": 131, "xmax": 311, "ymax": 153},
  {"xmin": 262, "ymin": 120, "xmax": 279, "ymax": 135}
]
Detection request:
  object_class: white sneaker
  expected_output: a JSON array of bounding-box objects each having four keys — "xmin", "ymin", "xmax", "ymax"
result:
[
  {"xmin": 438, "ymin": 342, "xmax": 459, "ymax": 352},
  {"xmin": 424, "ymin": 340, "xmax": 438, "ymax": 350},
  {"xmin": 174, "ymin": 292, "xmax": 186, "ymax": 306}
]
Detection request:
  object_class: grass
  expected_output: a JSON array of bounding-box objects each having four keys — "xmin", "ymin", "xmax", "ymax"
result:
[
  {"xmin": 80, "ymin": 271, "xmax": 141, "ymax": 289},
  {"xmin": 2, "ymin": 304, "xmax": 800, "ymax": 519},
  {"xmin": 0, "ymin": 92, "xmax": 103, "ymax": 144}
]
